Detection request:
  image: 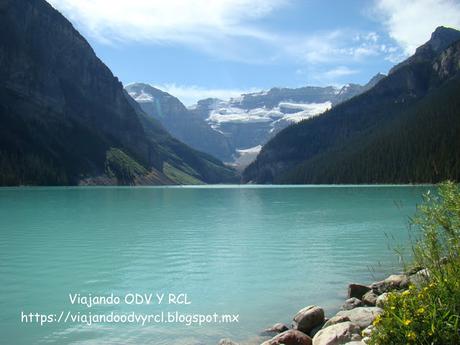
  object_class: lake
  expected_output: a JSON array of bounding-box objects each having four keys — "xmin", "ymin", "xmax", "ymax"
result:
[{"xmin": 0, "ymin": 185, "xmax": 431, "ymax": 345}]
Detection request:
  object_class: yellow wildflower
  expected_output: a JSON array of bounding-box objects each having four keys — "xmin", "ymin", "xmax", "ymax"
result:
[
  {"xmin": 416, "ymin": 307, "xmax": 425, "ymax": 315},
  {"xmin": 402, "ymin": 290, "xmax": 410, "ymax": 297},
  {"xmin": 403, "ymin": 319, "xmax": 412, "ymax": 326},
  {"xmin": 373, "ymin": 315, "xmax": 382, "ymax": 326},
  {"xmin": 407, "ymin": 331, "xmax": 416, "ymax": 341}
]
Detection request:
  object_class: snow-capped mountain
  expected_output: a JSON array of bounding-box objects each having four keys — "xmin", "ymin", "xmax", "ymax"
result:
[
  {"xmin": 126, "ymin": 74, "xmax": 385, "ymax": 168},
  {"xmin": 189, "ymin": 74, "xmax": 384, "ymax": 167}
]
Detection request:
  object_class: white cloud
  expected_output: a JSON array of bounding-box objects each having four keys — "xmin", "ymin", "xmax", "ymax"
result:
[
  {"xmin": 376, "ymin": 0, "xmax": 460, "ymax": 55},
  {"xmin": 47, "ymin": 0, "xmax": 395, "ymax": 68},
  {"xmin": 323, "ymin": 66, "xmax": 359, "ymax": 79},
  {"xmin": 286, "ymin": 29, "xmax": 392, "ymax": 64},
  {"xmin": 46, "ymin": 0, "xmax": 285, "ymax": 47},
  {"xmin": 150, "ymin": 83, "xmax": 258, "ymax": 106}
]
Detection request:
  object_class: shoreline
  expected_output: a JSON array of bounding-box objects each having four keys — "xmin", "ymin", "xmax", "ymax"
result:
[
  {"xmin": 0, "ymin": 184, "xmax": 435, "ymax": 190},
  {"xmin": 221, "ymin": 268, "xmax": 426, "ymax": 345}
]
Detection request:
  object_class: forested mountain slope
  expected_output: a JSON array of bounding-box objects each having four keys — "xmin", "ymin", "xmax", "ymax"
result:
[
  {"xmin": 243, "ymin": 27, "xmax": 460, "ymax": 184},
  {"xmin": 0, "ymin": 0, "xmax": 238, "ymax": 185}
]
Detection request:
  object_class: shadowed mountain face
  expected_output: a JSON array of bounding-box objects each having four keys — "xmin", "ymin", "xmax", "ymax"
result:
[
  {"xmin": 0, "ymin": 0, "xmax": 238, "ymax": 185},
  {"xmin": 243, "ymin": 27, "xmax": 460, "ymax": 184},
  {"xmin": 125, "ymin": 83, "xmax": 234, "ymax": 162}
]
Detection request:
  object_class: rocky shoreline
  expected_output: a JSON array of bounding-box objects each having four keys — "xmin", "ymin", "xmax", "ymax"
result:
[{"xmin": 218, "ymin": 268, "xmax": 428, "ymax": 345}]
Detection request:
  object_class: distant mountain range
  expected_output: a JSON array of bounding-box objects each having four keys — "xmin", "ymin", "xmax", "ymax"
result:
[
  {"xmin": 127, "ymin": 74, "xmax": 385, "ymax": 168},
  {"xmin": 0, "ymin": 0, "xmax": 238, "ymax": 186},
  {"xmin": 2, "ymin": 1, "xmax": 458, "ymax": 186},
  {"xmin": 243, "ymin": 26, "xmax": 460, "ymax": 184}
]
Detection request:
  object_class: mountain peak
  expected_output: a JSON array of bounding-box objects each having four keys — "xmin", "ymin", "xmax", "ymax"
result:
[
  {"xmin": 424, "ymin": 26, "xmax": 460, "ymax": 53},
  {"xmin": 363, "ymin": 73, "xmax": 386, "ymax": 91},
  {"xmin": 125, "ymin": 83, "xmax": 177, "ymax": 104},
  {"xmin": 432, "ymin": 26, "xmax": 459, "ymax": 37},
  {"xmin": 390, "ymin": 26, "xmax": 460, "ymax": 74}
]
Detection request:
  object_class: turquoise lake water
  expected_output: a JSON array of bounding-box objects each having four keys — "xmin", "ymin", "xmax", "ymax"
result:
[{"xmin": 0, "ymin": 185, "xmax": 432, "ymax": 345}]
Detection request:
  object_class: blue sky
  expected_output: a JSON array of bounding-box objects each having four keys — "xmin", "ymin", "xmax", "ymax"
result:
[{"xmin": 47, "ymin": 0, "xmax": 460, "ymax": 105}]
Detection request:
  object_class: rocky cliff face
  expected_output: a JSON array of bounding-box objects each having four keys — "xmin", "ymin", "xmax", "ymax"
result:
[
  {"xmin": 433, "ymin": 40, "xmax": 460, "ymax": 79},
  {"xmin": 389, "ymin": 26, "xmax": 460, "ymax": 75},
  {"xmin": 0, "ymin": 0, "xmax": 237, "ymax": 185},
  {"xmin": 125, "ymin": 83, "xmax": 234, "ymax": 162}
]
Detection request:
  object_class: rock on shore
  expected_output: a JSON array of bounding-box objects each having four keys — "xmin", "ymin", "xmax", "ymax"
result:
[
  {"xmin": 347, "ymin": 284, "xmax": 370, "ymax": 300},
  {"xmin": 261, "ymin": 330, "xmax": 312, "ymax": 345},
  {"xmin": 293, "ymin": 306, "xmax": 325, "ymax": 334},
  {"xmin": 261, "ymin": 323, "xmax": 290, "ymax": 335},
  {"xmin": 334, "ymin": 307, "xmax": 382, "ymax": 330},
  {"xmin": 341, "ymin": 297, "xmax": 363, "ymax": 310},
  {"xmin": 220, "ymin": 271, "xmax": 423, "ymax": 345},
  {"xmin": 312, "ymin": 321, "xmax": 361, "ymax": 345}
]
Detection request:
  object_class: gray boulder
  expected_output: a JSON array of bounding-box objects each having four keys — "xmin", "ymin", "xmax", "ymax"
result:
[
  {"xmin": 312, "ymin": 321, "xmax": 361, "ymax": 345},
  {"xmin": 361, "ymin": 324, "xmax": 375, "ymax": 343},
  {"xmin": 362, "ymin": 291, "xmax": 378, "ymax": 306},
  {"xmin": 261, "ymin": 329, "xmax": 312, "ymax": 345},
  {"xmin": 310, "ymin": 322, "xmax": 326, "ymax": 338},
  {"xmin": 375, "ymin": 293, "xmax": 389, "ymax": 308},
  {"xmin": 371, "ymin": 274, "xmax": 409, "ymax": 294},
  {"xmin": 385, "ymin": 274, "xmax": 409, "ymax": 288},
  {"xmin": 335, "ymin": 307, "xmax": 383, "ymax": 329},
  {"xmin": 323, "ymin": 315, "xmax": 351, "ymax": 328},
  {"xmin": 262, "ymin": 323, "xmax": 290, "ymax": 335},
  {"xmin": 342, "ymin": 298, "xmax": 363, "ymax": 310},
  {"xmin": 293, "ymin": 306, "xmax": 325, "ymax": 334},
  {"xmin": 347, "ymin": 284, "xmax": 371, "ymax": 299},
  {"xmin": 409, "ymin": 268, "xmax": 430, "ymax": 288}
]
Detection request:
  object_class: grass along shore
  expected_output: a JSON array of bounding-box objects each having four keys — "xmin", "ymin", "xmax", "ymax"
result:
[{"xmin": 369, "ymin": 181, "xmax": 460, "ymax": 344}]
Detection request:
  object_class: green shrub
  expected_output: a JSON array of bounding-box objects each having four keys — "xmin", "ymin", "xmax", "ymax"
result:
[
  {"xmin": 105, "ymin": 148, "xmax": 148, "ymax": 184},
  {"xmin": 369, "ymin": 181, "xmax": 460, "ymax": 345}
]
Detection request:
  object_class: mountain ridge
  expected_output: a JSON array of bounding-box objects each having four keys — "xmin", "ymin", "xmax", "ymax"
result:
[
  {"xmin": 243, "ymin": 27, "xmax": 460, "ymax": 184},
  {"xmin": 389, "ymin": 26, "xmax": 460, "ymax": 75},
  {"xmin": 125, "ymin": 83, "xmax": 235, "ymax": 162}
]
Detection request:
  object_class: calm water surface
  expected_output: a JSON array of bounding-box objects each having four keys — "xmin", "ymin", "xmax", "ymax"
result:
[{"xmin": 0, "ymin": 185, "xmax": 432, "ymax": 345}]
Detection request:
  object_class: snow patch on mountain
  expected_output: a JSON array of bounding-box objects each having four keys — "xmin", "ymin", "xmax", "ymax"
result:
[
  {"xmin": 232, "ymin": 145, "xmax": 263, "ymax": 171},
  {"xmin": 206, "ymin": 101, "xmax": 331, "ymax": 128},
  {"xmin": 208, "ymin": 106, "xmax": 283, "ymax": 125},
  {"xmin": 237, "ymin": 145, "xmax": 262, "ymax": 154},
  {"xmin": 277, "ymin": 101, "xmax": 332, "ymax": 122},
  {"xmin": 128, "ymin": 90, "xmax": 154, "ymax": 103}
]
